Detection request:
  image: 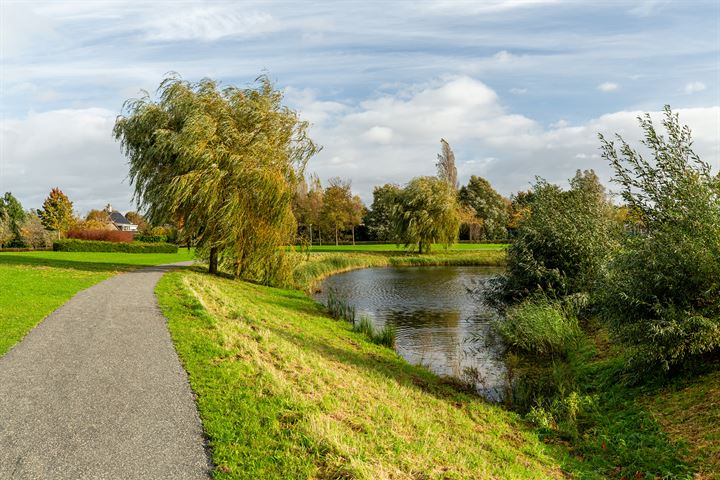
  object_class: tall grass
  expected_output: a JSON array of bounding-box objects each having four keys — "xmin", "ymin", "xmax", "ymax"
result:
[
  {"xmin": 353, "ymin": 315, "xmax": 396, "ymax": 349},
  {"xmin": 495, "ymin": 297, "xmax": 581, "ymax": 357},
  {"xmin": 325, "ymin": 287, "xmax": 356, "ymax": 323}
]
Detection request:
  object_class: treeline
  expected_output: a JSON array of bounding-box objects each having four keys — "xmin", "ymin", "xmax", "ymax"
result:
[
  {"xmin": 292, "ymin": 139, "xmax": 518, "ymax": 249},
  {"xmin": 0, "ymin": 187, "xmax": 177, "ymax": 249}
]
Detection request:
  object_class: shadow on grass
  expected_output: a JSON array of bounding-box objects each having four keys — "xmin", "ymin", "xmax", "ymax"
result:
[{"xmin": 0, "ymin": 253, "xmax": 190, "ymax": 273}]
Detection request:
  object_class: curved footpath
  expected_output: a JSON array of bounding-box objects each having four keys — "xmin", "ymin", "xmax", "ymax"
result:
[{"xmin": 0, "ymin": 263, "xmax": 211, "ymax": 479}]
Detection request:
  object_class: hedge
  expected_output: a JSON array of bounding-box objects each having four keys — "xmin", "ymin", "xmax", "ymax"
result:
[
  {"xmin": 67, "ymin": 229, "xmax": 133, "ymax": 242},
  {"xmin": 53, "ymin": 239, "xmax": 178, "ymax": 253},
  {"xmin": 133, "ymin": 234, "xmax": 168, "ymax": 243}
]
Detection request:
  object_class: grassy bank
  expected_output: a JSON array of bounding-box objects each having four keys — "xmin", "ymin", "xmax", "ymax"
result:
[
  {"xmin": 156, "ymin": 268, "xmax": 589, "ymax": 479},
  {"xmin": 0, "ymin": 250, "xmax": 194, "ymax": 356},
  {"xmin": 290, "ymin": 249, "xmax": 506, "ymax": 292},
  {"xmin": 498, "ymin": 310, "xmax": 719, "ymax": 479}
]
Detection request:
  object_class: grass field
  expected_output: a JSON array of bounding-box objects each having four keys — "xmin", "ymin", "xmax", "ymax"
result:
[
  {"xmin": 0, "ymin": 250, "xmax": 195, "ymax": 356},
  {"xmin": 302, "ymin": 243, "xmax": 508, "ymax": 253},
  {"xmin": 157, "ymin": 268, "xmax": 591, "ymax": 479}
]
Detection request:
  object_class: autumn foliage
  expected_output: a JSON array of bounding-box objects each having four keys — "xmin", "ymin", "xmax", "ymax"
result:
[{"xmin": 66, "ymin": 229, "xmax": 132, "ymax": 242}]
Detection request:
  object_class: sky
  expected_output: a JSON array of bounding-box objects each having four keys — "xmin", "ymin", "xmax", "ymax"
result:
[{"xmin": 1, "ymin": 0, "xmax": 719, "ymax": 215}]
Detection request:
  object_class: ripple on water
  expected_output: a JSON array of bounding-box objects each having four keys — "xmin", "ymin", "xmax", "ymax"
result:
[{"xmin": 315, "ymin": 265, "xmax": 508, "ymax": 402}]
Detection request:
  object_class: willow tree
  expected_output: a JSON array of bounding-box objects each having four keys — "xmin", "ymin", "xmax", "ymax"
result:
[
  {"xmin": 113, "ymin": 75, "xmax": 318, "ymax": 278},
  {"xmin": 391, "ymin": 176, "xmax": 460, "ymax": 253}
]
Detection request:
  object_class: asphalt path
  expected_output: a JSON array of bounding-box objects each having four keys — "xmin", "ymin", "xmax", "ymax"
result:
[{"xmin": 0, "ymin": 263, "xmax": 211, "ymax": 479}]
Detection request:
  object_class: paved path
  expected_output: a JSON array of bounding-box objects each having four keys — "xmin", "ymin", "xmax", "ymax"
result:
[{"xmin": 0, "ymin": 263, "xmax": 211, "ymax": 479}]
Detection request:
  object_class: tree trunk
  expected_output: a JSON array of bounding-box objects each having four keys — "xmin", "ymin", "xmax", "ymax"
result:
[
  {"xmin": 335, "ymin": 226, "xmax": 338, "ymax": 246},
  {"xmin": 209, "ymin": 246, "xmax": 218, "ymax": 275},
  {"xmin": 352, "ymin": 225, "xmax": 355, "ymax": 245},
  {"xmin": 309, "ymin": 224, "xmax": 313, "ymax": 246}
]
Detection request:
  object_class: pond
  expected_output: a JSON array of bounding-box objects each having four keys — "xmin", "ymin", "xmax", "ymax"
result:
[{"xmin": 314, "ymin": 265, "xmax": 507, "ymax": 401}]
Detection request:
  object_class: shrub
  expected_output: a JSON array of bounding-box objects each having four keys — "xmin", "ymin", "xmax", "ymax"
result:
[
  {"xmin": 598, "ymin": 106, "xmax": 720, "ymax": 372},
  {"xmin": 67, "ymin": 229, "xmax": 133, "ymax": 242},
  {"xmin": 494, "ymin": 298, "xmax": 581, "ymax": 356},
  {"xmin": 53, "ymin": 239, "xmax": 178, "ymax": 253},
  {"xmin": 489, "ymin": 170, "xmax": 617, "ymax": 305},
  {"xmin": 134, "ymin": 234, "xmax": 168, "ymax": 243}
]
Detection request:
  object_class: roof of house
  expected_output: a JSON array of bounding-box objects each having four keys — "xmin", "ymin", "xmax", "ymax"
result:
[{"xmin": 109, "ymin": 211, "xmax": 134, "ymax": 226}]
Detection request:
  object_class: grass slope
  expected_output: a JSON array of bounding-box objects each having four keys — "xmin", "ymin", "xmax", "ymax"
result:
[
  {"xmin": 0, "ymin": 250, "xmax": 194, "ymax": 356},
  {"xmin": 642, "ymin": 369, "xmax": 720, "ymax": 479},
  {"xmin": 157, "ymin": 268, "xmax": 582, "ymax": 479}
]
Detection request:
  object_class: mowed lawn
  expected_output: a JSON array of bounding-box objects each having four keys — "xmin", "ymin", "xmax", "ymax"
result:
[
  {"xmin": 0, "ymin": 250, "xmax": 195, "ymax": 356},
  {"xmin": 304, "ymin": 243, "xmax": 509, "ymax": 253}
]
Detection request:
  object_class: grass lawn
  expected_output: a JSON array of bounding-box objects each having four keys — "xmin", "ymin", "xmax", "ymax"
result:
[
  {"xmin": 304, "ymin": 243, "xmax": 508, "ymax": 253},
  {"xmin": 0, "ymin": 249, "xmax": 195, "ymax": 356},
  {"xmin": 157, "ymin": 268, "xmax": 589, "ymax": 479}
]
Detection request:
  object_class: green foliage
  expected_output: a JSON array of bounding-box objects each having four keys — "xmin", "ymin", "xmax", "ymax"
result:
[
  {"xmin": 38, "ymin": 188, "xmax": 74, "ymax": 236},
  {"xmin": 391, "ymin": 176, "xmax": 461, "ymax": 253},
  {"xmin": 113, "ymin": 74, "xmax": 318, "ymax": 278},
  {"xmin": 459, "ymin": 175, "xmax": 509, "ymax": 240},
  {"xmin": 0, "ymin": 192, "xmax": 27, "ymax": 247},
  {"xmin": 53, "ymin": 239, "xmax": 178, "ymax": 253},
  {"xmin": 133, "ymin": 234, "xmax": 168, "ymax": 243},
  {"xmin": 364, "ymin": 183, "xmax": 402, "ymax": 241},
  {"xmin": 495, "ymin": 297, "xmax": 581, "ymax": 356},
  {"xmin": 319, "ymin": 177, "xmax": 363, "ymax": 245},
  {"xmin": 598, "ymin": 106, "xmax": 720, "ymax": 372},
  {"xmin": 493, "ymin": 170, "xmax": 617, "ymax": 303}
]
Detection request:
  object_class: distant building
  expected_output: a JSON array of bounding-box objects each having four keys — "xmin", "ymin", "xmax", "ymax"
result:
[{"xmin": 104, "ymin": 204, "xmax": 138, "ymax": 232}]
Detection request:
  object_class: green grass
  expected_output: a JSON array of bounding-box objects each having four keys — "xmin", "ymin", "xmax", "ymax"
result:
[
  {"xmin": 504, "ymin": 322, "xmax": 711, "ymax": 479},
  {"xmin": 0, "ymin": 249, "xmax": 195, "ymax": 356},
  {"xmin": 305, "ymin": 243, "xmax": 508, "ymax": 253},
  {"xmin": 641, "ymin": 369, "xmax": 720, "ymax": 479},
  {"xmin": 156, "ymin": 268, "xmax": 588, "ymax": 479}
]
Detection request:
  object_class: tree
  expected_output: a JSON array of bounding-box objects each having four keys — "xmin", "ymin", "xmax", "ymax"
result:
[
  {"xmin": 20, "ymin": 212, "xmax": 53, "ymax": 249},
  {"xmin": 436, "ymin": 139, "xmax": 458, "ymax": 190},
  {"xmin": 320, "ymin": 178, "xmax": 354, "ymax": 246},
  {"xmin": 459, "ymin": 175, "xmax": 509, "ymax": 240},
  {"xmin": 598, "ymin": 106, "xmax": 720, "ymax": 372},
  {"xmin": 349, "ymin": 194, "xmax": 365, "ymax": 245},
  {"xmin": 491, "ymin": 170, "xmax": 617, "ymax": 304},
  {"xmin": 391, "ymin": 176, "xmax": 460, "ymax": 253},
  {"xmin": 114, "ymin": 75, "xmax": 318, "ymax": 278},
  {"xmin": 0, "ymin": 192, "xmax": 26, "ymax": 246},
  {"xmin": 38, "ymin": 188, "xmax": 74, "ymax": 237},
  {"xmin": 364, "ymin": 184, "xmax": 401, "ymax": 241},
  {"xmin": 124, "ymin": 211, "xmax": 148, "ymax": 231}
]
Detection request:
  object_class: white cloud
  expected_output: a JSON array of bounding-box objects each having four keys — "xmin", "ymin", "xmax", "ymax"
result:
[
  {"xmin": 509, "ymin": 88, "xmax": 528, "ymax": 95},
  {"xmin": 143, "ymin": 8, "xmax": 278, "ymax": 41},
  {"xmin": 0, "ymin": 108, "xmax": 132, "ymax": 214},
  {"xmin": 684, "ymin": 81, "xmax": 707, "ymax": 94},
  {"xmin": 493, "ymin": 50, "xmax": 515, "ymax": 62},
  {"xmin": 598, "ymin": 82, "xmax": 619, "ymax": 92},
  {"xmin": 299, "ymin": 77, "xmax": 719, "ymax": 201}
]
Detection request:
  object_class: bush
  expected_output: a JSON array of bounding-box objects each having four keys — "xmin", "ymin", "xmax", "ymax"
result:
[
  {"xmin": 53, "ymin": 239, "xmax": 178, "ymax": 253},
  {"xmin": 134, "ymin": 234, "xmax": 168, "ymax": 243},
  {"xmin": 598, "ymin": 106, "xmax": 720, "ymax": 372},
  {"xmin": 67, "ymin": 229, "xmax": 133, "ymax": 242},
  {"xmin": 490, "ymin": 170, "xmax": 617, "ymax": 305},
  {"xmin": 495, "ymin": 298, "xmax": 581, "ymax": 356}
]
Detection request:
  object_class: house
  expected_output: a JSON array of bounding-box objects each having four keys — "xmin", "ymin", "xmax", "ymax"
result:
[{"xmin": 104, "ymin": 204, "xmax": 138, "ymax": 232}]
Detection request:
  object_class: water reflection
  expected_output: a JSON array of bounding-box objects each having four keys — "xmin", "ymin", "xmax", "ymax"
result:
[{"xmin": 315, "ymin": 266, "xmax": 507, "ymax": 401}]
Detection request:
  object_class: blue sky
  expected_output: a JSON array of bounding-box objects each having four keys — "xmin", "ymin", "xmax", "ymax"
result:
[{"xmin": 1, "ymin": 0, "xmax": 718, "ymax": 214}]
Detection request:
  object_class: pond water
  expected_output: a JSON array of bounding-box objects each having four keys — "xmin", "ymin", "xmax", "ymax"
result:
[{"xmin": 314, "ymin": 265, "xmax": 508, "ymax": 401}]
